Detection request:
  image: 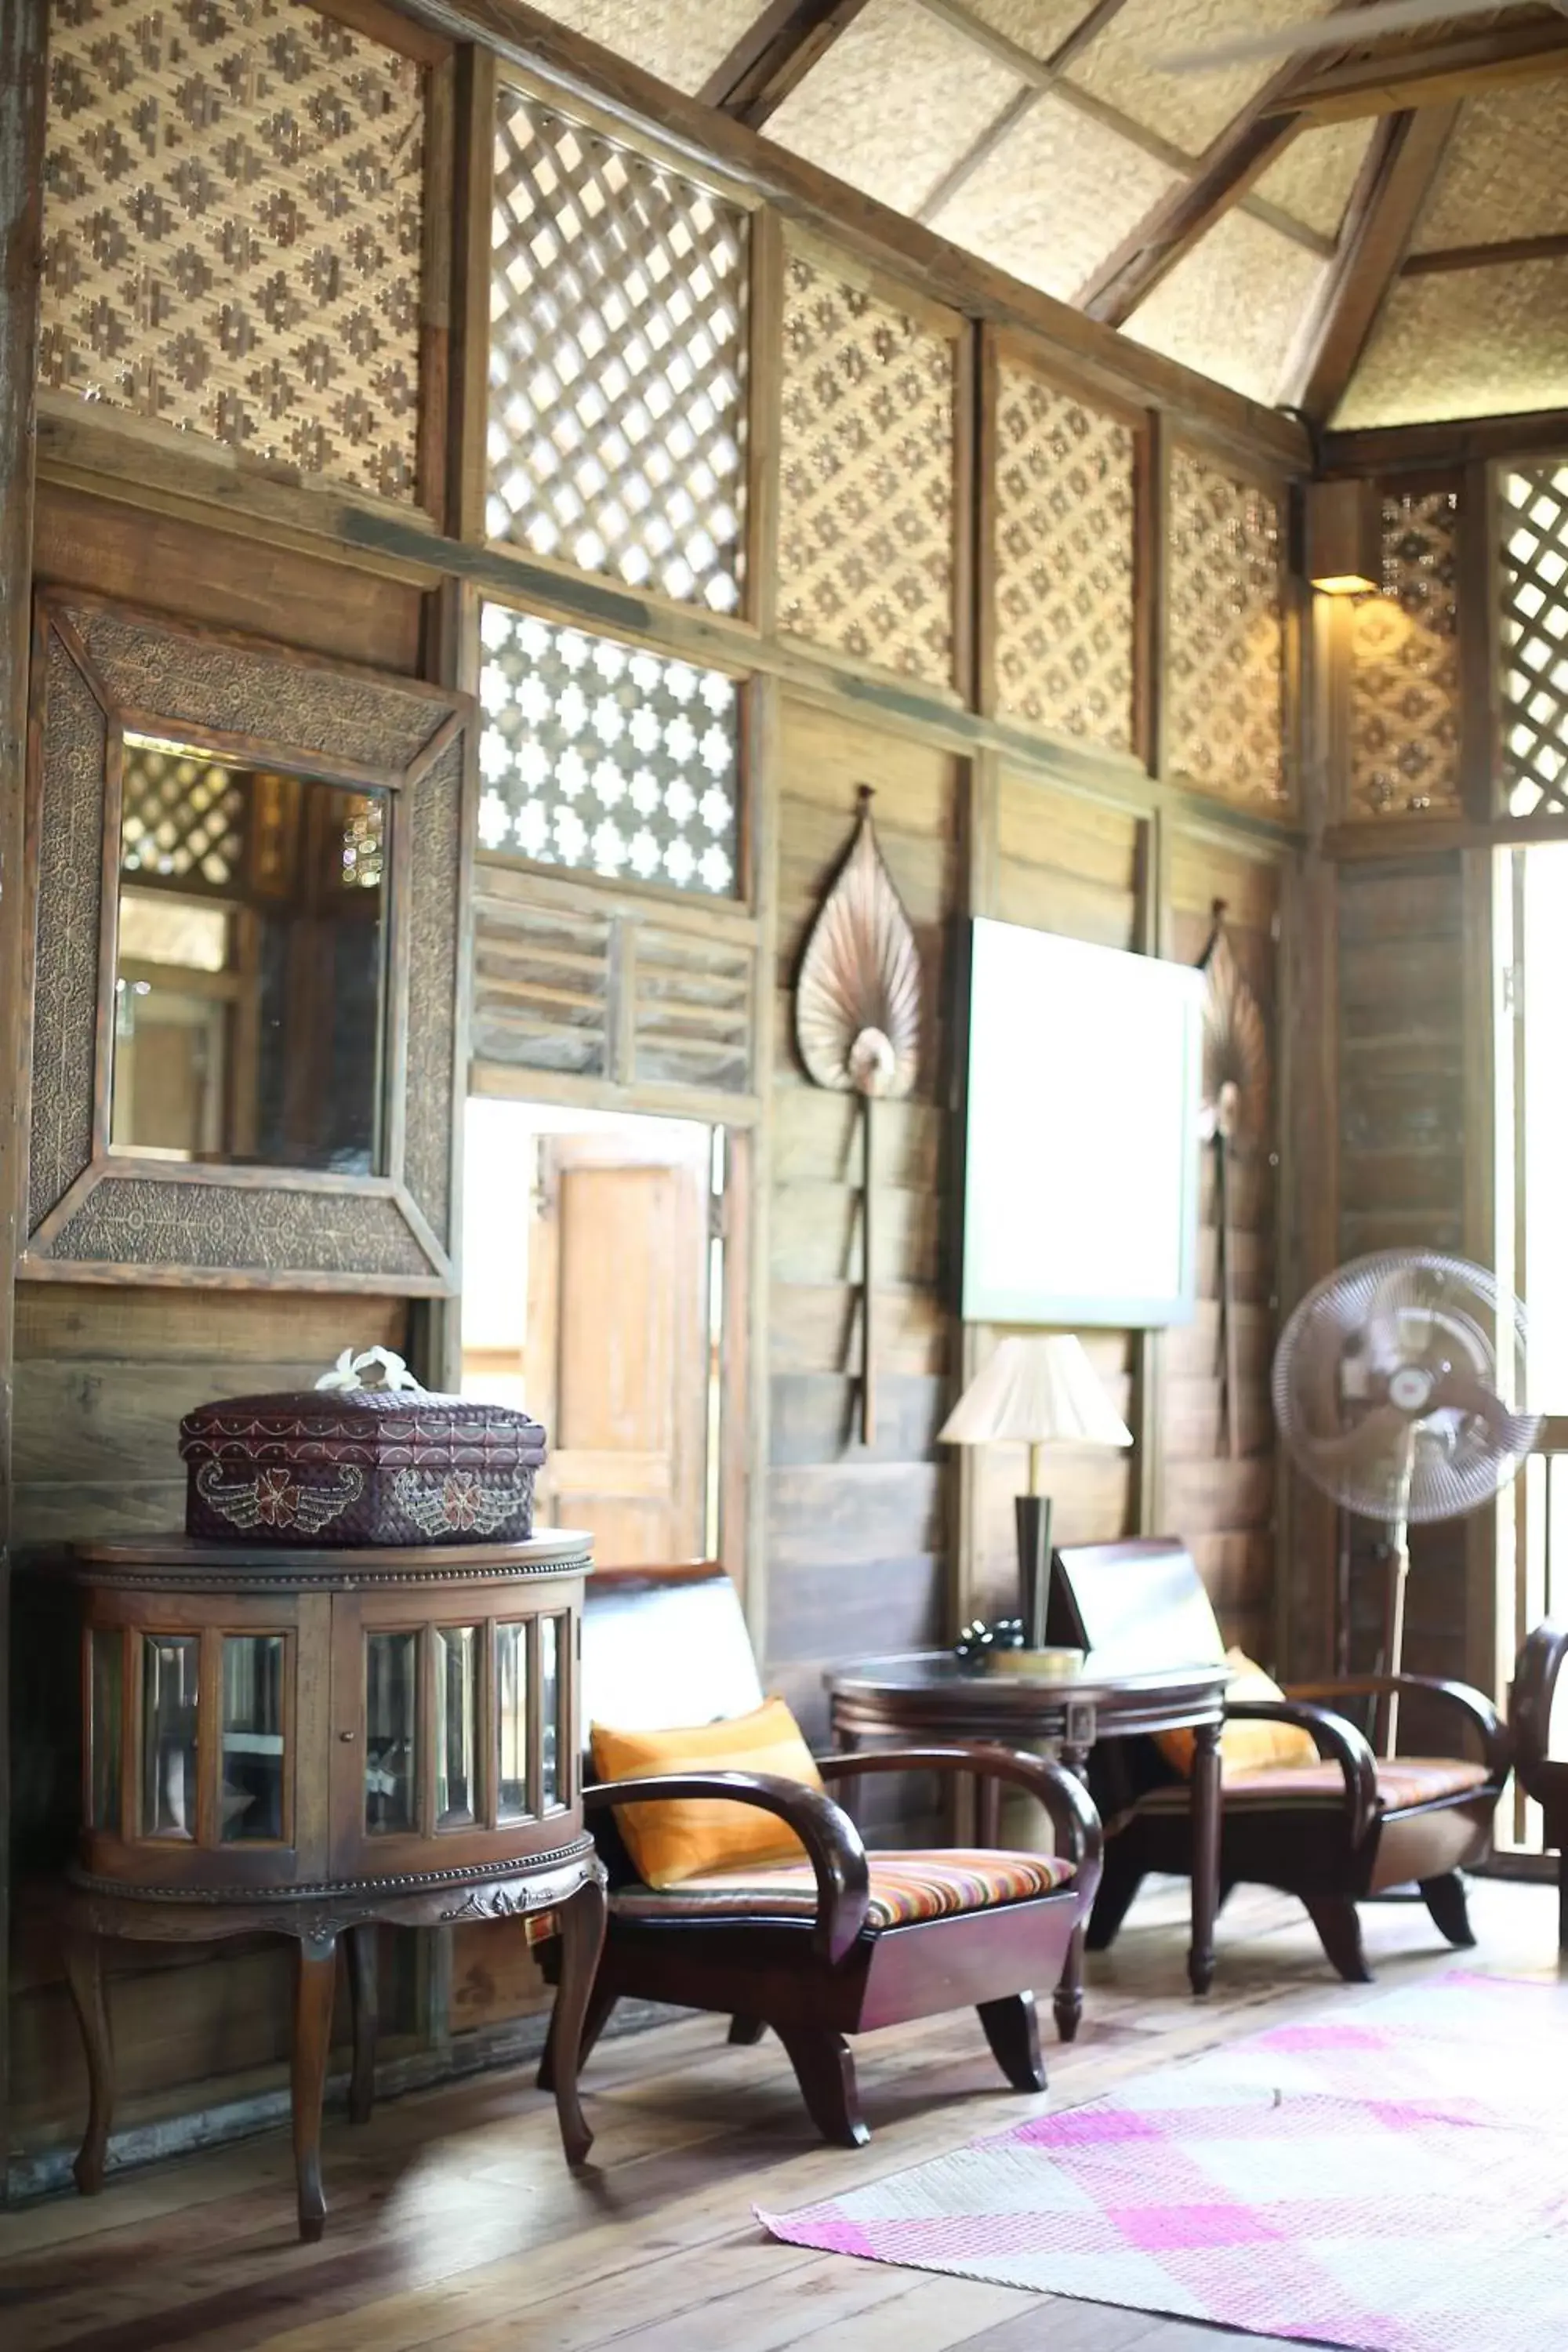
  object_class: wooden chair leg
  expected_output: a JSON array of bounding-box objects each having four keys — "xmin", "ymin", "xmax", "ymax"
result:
[
  {"xmin": 292, "ymin": 1933, "xmax": 339, "ymax": 2243},
  {"xmin": 775, "ymin": 2026, "xmax": 869, "ymax": 2149},
  {"xmin": 1053, "ymin": 1922, "xmax": 1084, "ymax": 2044},
  {"xmin": 978, "ymin": 1991, "xmax": 1045, "ymax": 2092},
  {"xmin": 1084, "ymin": 1846, "xmax": 1144, "ymax": 1951},
  {"xmin": 64, "ymin": 1930, "xmax": 115, "ymax": 2197},
  {"xmin": 728, "ymin": 2015, "xmax": 767, "ymax": 2045},
  {"xmin": 346, "ymin": 1923, "xmax": 378, "ymax": 2126},
  {"xmin": 1420, "ymin": 1871, "xmax": 1476, "ymax": 1950},
  {"xmin": 546, "ymin": 1875, "xmax": 608, "ymax": 2168},
  {"xmin": 1305, "ymin": 1896, "xmax": 1373, "ymax": 1984},
  {"xmin": 1560, "ymin": 1853, "xmax": 1568, "ymax": 1954}
]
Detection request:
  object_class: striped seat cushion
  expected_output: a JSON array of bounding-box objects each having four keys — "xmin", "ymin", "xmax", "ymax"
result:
[
  {"xmin": 1136, "ymin": 1756, "xmax": 1492, "ymax": 1813},
  {"xmin": 610, "ymin": 1846, "xmax": 1076, "ymax": 1930}
]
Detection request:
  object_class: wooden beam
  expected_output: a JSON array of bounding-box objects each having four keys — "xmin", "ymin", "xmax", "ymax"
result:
[
  {"xmin": 1403, "ymin": 230, "xmax": 1568, "ymax": 276},
  {"xmin": 1282, "ymin": 104, "xmax": 1461, "ymax": 426},
  {"xmin": 0, "ymin": 0, "xmax": 48, "ymax": 2212},
  {"xmin": 1272, "ymin": 20, "xmax": 1568, "ymax": 125},
  {"xmin": 1323, "ymin": 408, "xmax": 1568, "ymax": 475},
  {"xmin": 1076, "ymin": 100, "xmax": 1308, "ymax": 325},
  {"xmin": 699, "ymin": 0, "xmax": 873, "ymax": 130}
]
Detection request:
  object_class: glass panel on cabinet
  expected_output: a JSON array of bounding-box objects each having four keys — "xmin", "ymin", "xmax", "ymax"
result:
[
  {"xmin": 540, "ymin": 1614, "xmax": 564, "ymax": 1810},
  {"xmin": 435, "ymin": 1627, "xmax": 477, "ymax": 1828},
  {"xmin": 220, "ymin": 1635, "xmax": 286, "ymax": 1842},
  {"xmin": 496, "ymin": 1621, "xmax": 529, "ymax": 1822},
  {"xmin": 365, "ymin": 1631, "xmax": 418, "ymax": 1835},
  {"xmin": 89, "ymin": 1628, "xmax": 123, "ymax": 1834},
  {"xmin": 141, "ymin": 1635, "xmax": 199, "ymax": 1838}
]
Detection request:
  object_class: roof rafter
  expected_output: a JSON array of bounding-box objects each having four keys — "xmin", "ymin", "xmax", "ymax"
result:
[
  {"xmin": 1280, "ymin": 102, "xmax": 1462, "ymax": 424},
  {"xmin": 1403, "ymin": 230, "xmax": 1568, "ymax": 275},
  {"xmin": 699, "ymin": 0, "xmax": 875, "ymax": 129},
  {"xmin": 1271, "ymin": 18, "xmax": 1568, "ymax": 124}
]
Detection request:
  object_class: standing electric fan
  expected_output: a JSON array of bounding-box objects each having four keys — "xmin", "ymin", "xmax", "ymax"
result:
[{"xmin": 1273, "ymin": 1250, "xmax": 1541, "ymax": 1753}]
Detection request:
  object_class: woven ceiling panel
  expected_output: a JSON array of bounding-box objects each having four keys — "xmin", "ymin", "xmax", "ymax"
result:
[
  {"xmin": 1501, "ymin": 464, "xmax": 1568, "ymax": 818},
  {"xmin": 517, "ymin": 0, "xmax": 764, "ymax": 95},
  {"xmin": 1335, "ymin": 261, "xmax": 1568, "ymax": 427},
  {"xmin": 1411, "ymin": 83, "xmax": 1568, "ymax": 252},
  {"xmin": 1065, "ymin": 0, "xmax": 1331, "ymax": 159},
  {"xmin": 768, "ymin": 0, "xmax": 1022, "ymax": 217},
  {"xmin": 1125, "ymin": 208, "xmax": 1325, "ymax": 409},
  {"xmin": 992, "ymin": 361, "xmax": 1136, "ymax": 751},
  {"xmin": 778, "ymin": 245, "xmax": 957, "ymax": 687},
  {"xmin": 1347, "ymin": 494, "xmax": 1462, "ymax": 821},
  {"xmin": 1167, "ymin": 452, "xmax": 1287, "ymax": 808},
  {"xmin": 949, "ymin": 0, "xmax": 1097, "ymax": 60},
  {"xmin": 1252, "ymin": 119, "xmax": 1375, "ymax": 241},
  {"xmin": 38, "ymin": 0, "xmax": 425, "ymax": 501},
  {"xmin": 930, "ymin": 93, "xmax": 1181, "ymax": 303},
  {"xmin": 477, "ymin": 603, "xmax": 741, "ymax": 895},
  {"xmin": 489, "ymin": 91, "xmax": 747, "ymax": 613}
]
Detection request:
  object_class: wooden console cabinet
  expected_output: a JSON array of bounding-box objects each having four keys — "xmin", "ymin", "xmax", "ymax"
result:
[{"xmin": 61, "ymin": 1530, "xmax": 604, "ymax": 2239}]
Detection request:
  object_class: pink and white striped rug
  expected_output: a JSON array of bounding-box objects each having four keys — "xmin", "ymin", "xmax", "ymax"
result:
[{"xmin": 758, "ymin": 1973, "xmax": 1568, "ymax": 2351}]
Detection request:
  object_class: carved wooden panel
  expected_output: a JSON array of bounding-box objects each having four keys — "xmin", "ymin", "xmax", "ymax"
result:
[
  {"xmin": 1501, "ymin": 463, "xmax": 1568, "ymax": 817},
  {"xmin": 477, "ymin": 603, "xmax": 740, "ymax": 896},
  {"xmin": 1166, "ymin": 451, "xmax": 1287, "ymax": 809},
  {"xmin": 24, "ymin": 595, "xmax": 470, "ymax": 1290},
  {"xmin": 1347, "ymin": 492, "xmax": 1462, "ymax": 821},
  {"xmin": 38, "ymin": 0, "xmax": 429, "ymax": 503},
  {"xmin": 992, "ymin": 360, "xmax": 1136, "ymax": 751},
  {"xmin": 778, "ymin": 244, "xmax": 958, "ymax": 688},
  {"xmin": 489, "ymin": 88, "xmax": 748, "ymax": 613}
]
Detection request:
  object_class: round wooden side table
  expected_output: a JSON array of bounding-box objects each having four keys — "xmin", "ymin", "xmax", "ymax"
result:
[
  {"xmin": 60, "ymin": 1529, "xmax": 605, "ymax": 2240},
  {"xmin": 826, "ymin": 1653, "xmax": 1230, "ymax": 2012}
]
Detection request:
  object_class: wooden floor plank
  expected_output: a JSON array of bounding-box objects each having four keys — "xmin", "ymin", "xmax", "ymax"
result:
[{"xmin": 0, "ymin": 1879, "xmax": 1555, "ymax": 2352}]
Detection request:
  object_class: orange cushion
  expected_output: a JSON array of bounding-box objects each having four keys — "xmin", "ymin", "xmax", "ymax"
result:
[
  {"xmin": 590, "ymin": 1697, "xmax": 825, "ymax": 1890},
  {"xmin": 1155, "ymin": 1649, "xmax": 1318, "ymax": 1780}
]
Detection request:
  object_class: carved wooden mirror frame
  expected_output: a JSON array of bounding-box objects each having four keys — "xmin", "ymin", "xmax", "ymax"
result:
[{"xmin": 20, "ymin": 591, "xmax": 474, "ymax": 1294}]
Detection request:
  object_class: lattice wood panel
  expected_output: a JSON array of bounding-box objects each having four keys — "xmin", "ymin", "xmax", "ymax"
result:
[
  {"xmin": 1166, "ymin": 452, "xmax": 1287, "ymax": 808},
  {"xmin": 489, "ymin": 90, "xmax": 747, "ymax": 614},
  {"xmin": 778, "ymin": 246, "xmax": 957, "ymax": 688},
  {"xmin": 992, "ymin": 361, "xmax": 1136, "ymax": 752},
  {"xmin": 478, "ymin": 603, "xmax": 741, "ymax": 895},
  {"xmin": 1348, "ymin": 492, "xmax": 1462, "ymax": 821},
  {"xmin": 121, "ymin": 742, "xmax": 245, "ymax": 887},
  {"xmin": 39, "ymin": 0, "xmax": 426, "ymax": 502},
  {"xmin": 1502, "ymin": 463, "xmax": 1568, "ymax": 816}
]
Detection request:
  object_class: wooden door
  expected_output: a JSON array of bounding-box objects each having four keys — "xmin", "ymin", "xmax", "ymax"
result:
[{"xmin": 528, "ymin": 1138, "xmax": 710, "ymax": 1566}]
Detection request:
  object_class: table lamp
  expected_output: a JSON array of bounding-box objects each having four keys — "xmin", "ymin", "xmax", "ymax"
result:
[{"xmin": 939, "ymin": 1335, "xmax": 1134, "ymax": 1649}]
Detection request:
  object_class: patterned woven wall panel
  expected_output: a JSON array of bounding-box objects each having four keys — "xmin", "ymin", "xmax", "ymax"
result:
[
  {"xmin": 1501, "ymin": 463, "xmax": 1568, "ymax": 817},
  {"xmin": 489, "ymin": 90, "xmax": 748, "ymax": 612},
  {"xmin": 1347, "ymin": 493, "xmax": 1462, "ymax": 821},
  {"xmin": 478, "ymin": 604, "xmax": 741, "ymax": 896},
  {"xmin": 778, "ymin": 246, "xmax": 957, "ymax": 688},
  {"xmin": 1166, "ymin": 452, "xmax": 1288, "ymax": 808},
  {"xmin": 991, "ymin": 361, "xmax": 1136, "ymax": 751},
  {"xmin": 39, "ymin": 0, "xmax": 426, "ymax": 502}
]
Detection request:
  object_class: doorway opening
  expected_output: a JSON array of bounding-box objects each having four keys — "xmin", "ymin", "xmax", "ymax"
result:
[{"xmin": 460, "ymin": 1098, "xmax": 725, "ymax": 1570}]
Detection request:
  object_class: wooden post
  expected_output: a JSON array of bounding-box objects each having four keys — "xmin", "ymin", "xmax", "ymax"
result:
[{"xmin": 0, "ymin": 0, "xmax": 48, "ymax": 2208}]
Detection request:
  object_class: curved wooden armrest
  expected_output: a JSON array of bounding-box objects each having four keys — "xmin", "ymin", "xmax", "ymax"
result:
[
  {"xmin": 1223, "ymin": 1700, "xmax": 1381, "ymax": 1845},
  {"xmin": 1510, "ymin": 1622, "xmax": 1568, "ymax": 1789},
  {"xmin": 582, "ymin": 1772, "xmax": 870, "ymax": 1965},
  {"xmin": 815, "ymin": 1745, "xmax": 1104, "ymax": 1890},
  {"xmin": 1285, "ymin": 1674, "xmax": 1511, "ymax": 1781}
]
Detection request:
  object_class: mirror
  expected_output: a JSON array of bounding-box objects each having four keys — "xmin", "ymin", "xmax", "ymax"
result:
[{"xmin": 111, "ymin": 737, "xmax": 389, "ymax": 1174}]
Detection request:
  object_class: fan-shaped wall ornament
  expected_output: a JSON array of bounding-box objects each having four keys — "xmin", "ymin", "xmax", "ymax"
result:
[
  {"xmin": 794, "ymin": 788, "xmax": 924, "ymax": 1443},
  {"xmin": 1198, "ymin": 903, "xmax": 1270, "ymax": 1460}
]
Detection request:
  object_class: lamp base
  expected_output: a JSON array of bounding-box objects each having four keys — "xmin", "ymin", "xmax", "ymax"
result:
[{"xmin": 1014, "ymin": 1494, "xmax": 1054, "ymax": 1650}]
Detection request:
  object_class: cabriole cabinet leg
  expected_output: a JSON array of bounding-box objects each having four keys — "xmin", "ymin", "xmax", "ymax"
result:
[
  {"xmin": 64, "ymin": 1929, "xmax": 115, "ymax": 2196},
  {"xmin": 292, "ymin": 1932, "xmax": 339, "ymax": 2242},
  {"xmin": 550, "ymin": 1873, "xmax": 608, "ymax": 2168}
]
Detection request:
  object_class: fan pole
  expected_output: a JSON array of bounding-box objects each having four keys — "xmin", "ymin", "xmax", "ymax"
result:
[
  {"xmin": 862, "ymin": 1091, "xmax": 876, "ymax": 1448},
  {"xmin": 1377, "ymin": 1433, "xmax": 1416, "ymax": 1757}
]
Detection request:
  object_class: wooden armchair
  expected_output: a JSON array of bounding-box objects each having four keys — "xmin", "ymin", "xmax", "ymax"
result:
[
  {"xmin": 1510, "ymin": 1618, "xmax": 1568, "ymax": 1945},
  {"xmin": 538, "ymin": 1564, "xmax": 1102, "ymax": 2148},
  {"xmin": 1051, "ymin": 1538, "xmax": 1509, "ymax": 1984}
]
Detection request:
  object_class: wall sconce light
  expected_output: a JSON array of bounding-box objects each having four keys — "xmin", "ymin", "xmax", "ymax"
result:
[{"xmin": 1305, "ymin": 478, "xmax": 1382, "ymax": 597}]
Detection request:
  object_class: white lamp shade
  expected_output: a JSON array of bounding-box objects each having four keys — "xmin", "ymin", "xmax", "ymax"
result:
[{"xmin": 938, "ymin": 1334, "xmax": 1133, "ymax": 1450}]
